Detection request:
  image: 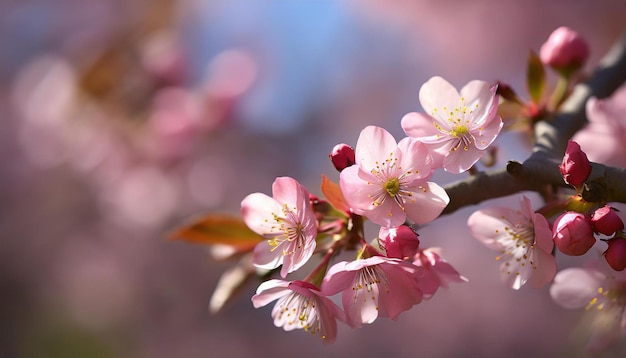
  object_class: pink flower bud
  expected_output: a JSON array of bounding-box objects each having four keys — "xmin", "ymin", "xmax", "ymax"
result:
[
  {"xmin": 379, "ymin": 226, "xmax": 420, "ymax": 259},
  {"xmin": 559, "ymin": 140, "xmax": 591, "ymax": 188},
  {"xmin": 329, "ymin": 143, "xmax": 355, "ymax": 172},
  {"xmin": 604, "ymin": 237, "xmax": 626, "ymax": 271},
  {"xmin": 591, "ymin": 206, "xmax": 624, "ymax": 235},
  {"xmin": 553, "ymin": 212, "xmax": 596, "ymax": 256},
  {"xmin": 539, "ymin": 26, "xmax": 589, "ymax": 73}
]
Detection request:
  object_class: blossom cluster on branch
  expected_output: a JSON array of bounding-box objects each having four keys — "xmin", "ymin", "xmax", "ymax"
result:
[{"xmin": 173, "ymin": 26, "xmax": 626, "ymax": 352}]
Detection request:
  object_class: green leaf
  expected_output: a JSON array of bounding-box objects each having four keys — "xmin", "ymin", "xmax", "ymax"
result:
[
  {"xmin": 526, "ymin": 50, "xmax": 546, "ymax": 104},
  {"xmin": 169, "ymin": 214, "xmax": 262, "ymax": 251}
]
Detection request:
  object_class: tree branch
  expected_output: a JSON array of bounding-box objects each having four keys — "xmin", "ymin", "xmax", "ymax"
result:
[{"xmin": 442, "ymin": 31, "xmax": 626, "ymax": 215}]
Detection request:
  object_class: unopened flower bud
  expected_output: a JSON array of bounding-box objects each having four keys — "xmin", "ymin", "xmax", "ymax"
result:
[
  {"xmin": 591, "ymin": 206, "xmax": 624, "ymax": 235},
  {"xmin": 329, "ymin": 143, "xmax": 355, "ymax": 172},
  {"xmin": 379, "ymin": 226, "xmax": 420, "ymax": 259},
  {"xmin": 553, "ymin": 212, "xmax": 596, "ymax": 256},
  {"xmin": 539, "ymin": 26, "xmax": 589, "ymax": 75},
  {"xmin": 559, "ymin": 140, "xmax": 591, "ymax": 189},
  {"xmin": 604, "ymin": 237, "xmax": 626, "ymax": 271}
]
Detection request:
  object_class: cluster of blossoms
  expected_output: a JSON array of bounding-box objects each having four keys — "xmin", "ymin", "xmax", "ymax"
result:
[
  {"xmin": 175, "ymin": 25, "xmax": 626, "ymax": 353},
  {"xmin": 242, "ymin": 76, "xmax": 503, "ymax": 341}
]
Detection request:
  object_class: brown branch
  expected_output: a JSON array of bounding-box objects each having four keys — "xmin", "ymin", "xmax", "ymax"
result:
[{"xmin": 442, "ymin": 31, "xmax": 626, "ymax": 215}]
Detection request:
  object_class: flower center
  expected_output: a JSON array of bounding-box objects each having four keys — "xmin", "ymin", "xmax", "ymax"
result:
[
  {"xmin": 384, "ymin": 178, "xmax": 400, "ymax": 196},
  {"xmin": 450, "ymin": 125, "xmax": 469, "ymax": 138}
]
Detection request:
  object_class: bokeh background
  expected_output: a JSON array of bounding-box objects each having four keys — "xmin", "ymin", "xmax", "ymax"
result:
[{"xmin": 2, "ymin": 0, "xmax": 626, "ymax": 357}]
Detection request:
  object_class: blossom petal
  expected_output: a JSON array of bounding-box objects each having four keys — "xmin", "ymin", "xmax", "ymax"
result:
[
  {"xmin": 271, "ymin": 177, "xmax": 311, "ymax": 221},
  {"xmin": 401, "ymin": 112, "xmax": 439, "ymax": 138},
  {"xmin": 442, "ymin": 144, "xmax": 485, "ymax": 174},
  {"xmin": 419, "ymin": 76, "xmax": 460, "ymax": 116},
  {"xmin": 468, "ymin": 207, "xmax": 525, "ymax": 251},
  {"xmin": 528, "ymin": 248, "xmax": 557, "ymax": 288},
  {"xmin": 473, "ymin": 114, "xmax": 503, "ymax": 150},
  {"xmin": 241, "ymin": 193, "xmax": 283, "ymax": 235},
  {"xmin": 354, "ymin": 125, "xmax": 398, "ymax": 171},
  {"xmin": 550, "ymin": 268, "xmax": 605, "ymax": 309},
  {"xmin": 339, "ymin": 165, "xmax": 379, "ymax": 214},
  {"xmin": 402, "ymin": 182, "xmax": 449, "ymax": 225},
  {"xmin": 253, "ymin": 240, "xmax": 284, "ymax": 271},
  {"xmin": 251, "ymin": 279, "xmax": 290, "ymax": 308},
  {"xmin": 397, "ymin": 137, "xmax": 433, "ymax": 181},
  {"xmin": 459, "ymin": 80, "xmax": 496, "ymax": 124}
]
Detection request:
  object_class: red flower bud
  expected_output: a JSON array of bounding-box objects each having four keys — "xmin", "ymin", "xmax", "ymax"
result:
[
  {"xmin": 329, "ymin": 143, "xmax": 355, "ymax": 172},
  {"xmin": 591, "ymin": 206, "xmax": 624, "ymax": 235},
  {"xmin": 559, "ymin": 140, "xmax": 591, "ymax": 188},
  {"xmin": 553, "ymin": 212, "xmax": 596, "ymax": 256},
  {"xmin": 604, "ymin": 237, "xmax": 626, "ymax": 271},
  {"xmin": 539, "ymin": 26, "xmax": 589, "ymax": 74},
  {"xmin": 379, "ymin": 226, "xmax": 420, "ymax": 259}
]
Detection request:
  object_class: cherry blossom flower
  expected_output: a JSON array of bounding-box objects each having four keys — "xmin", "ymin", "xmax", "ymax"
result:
[
  {"xmin": 467, "ymin": 196, "xmax": 556, "ymax": 290},
  {"xmin": 573, "ymin": 82, "xmax": 626, "ymax": 168},
  {"xmin": 401, "ymin": 76, "xmax": 503, "ymax": 174},
  {"xmin": 241, "ymin": 177, "xmax": 317, "ymax": 278},
  {"xmin": 550, "ymin": 265, "xmax": 626, "ymax": 352},
  {"xmin": 413, "ymin": 248, "xmax": 468, "ymax": 297},
  {"xmin": 339, "ymin": 126, "xmax": 449, "ymax": 228},
  {"xmin": 321, "ymin": 255, "xmax": 423, "ymax": 327},
  {"xmin": 252, "ymin": 279, "xmax": 345, "ymax": 343}
]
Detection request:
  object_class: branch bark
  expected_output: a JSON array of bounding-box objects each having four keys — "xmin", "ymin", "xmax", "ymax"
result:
[{"xmin": 442, "ymin": 31, "xmax": 626, "ymax": 215}]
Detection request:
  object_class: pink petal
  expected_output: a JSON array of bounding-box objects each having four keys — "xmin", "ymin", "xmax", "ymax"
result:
[
  {"xmin": 419, "ymin": 76, "xmax": 460, "ymax": 116},
  {"xmin": 473, "ymin": 114, "xmax": 503, "ymax": 150},
  {"xmin": 253, "ymin": 240, "xmax": 283, "ymax": 272},
  {"xmin": 459, "ymin": 80, "xmax": 496, "ymax": 124},
  {"xmin": 532, "ymin": 212, "xmax": 554, "ymax": 253},
  {"xmin": 321, "ymin": 261, "xmax": 356, "ymax": 296},
  {"xmin": 339, "ymin": 165, "xmax": 380, "ymax": 214},
  {"xmin": 271, "ymin": 177, "xmax": 311, "ymax": 220},
  {"xmin": 400, "ymin": 112, "xmax": 439, "ymax": 138},
  {"xmin": 344, "ymin": 280, "xmax": 380, "ymax": 326},
  {"xmin": 397, "ymin": 137, "xmax": 433, "ymax": 181},
  {"xmin": 355, "ymin": 126, "xmax": 398, "ymax": 172},
  {"xmin": 528, "ymin": 249, "xmax": 557, "ymax": 288},
  {"xmin": 280, "ymin": 237, "xmax": 316, "ymax": 277},
  {"xmin": 375, "ymin": 263, "xmax": 423, "ymax": 319},
  {"xmin": 468, "ymin": 207, "xmax": 524, "ymax": 251},
  {"xmin": 241, "ymin": 193, "xmax": 283, "ymax": 235},
  {"xmin": 402, "ymin": 182, "xmax": 449, "ymax": 225},
  {"xmin": 442, "ymin": 144, "xmax": 485, "ymax": 174},
  {"xmin": 550, "ymin": 268, "xmax": 605, "ymax": 309},
  {"xmin": 251, "ymin": 279, "xmax": 290, "ymax": 308}
]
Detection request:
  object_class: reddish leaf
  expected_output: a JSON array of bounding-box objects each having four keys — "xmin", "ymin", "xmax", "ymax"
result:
[
  {"xmin": 169, "ymin": 214, "xmax": 262, "ymax": 251},
  {"xmin": 321, "ymin": 174, "xmax": 350, "ymax": 213}
]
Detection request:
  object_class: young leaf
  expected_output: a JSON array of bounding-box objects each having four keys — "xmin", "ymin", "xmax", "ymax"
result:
[
  {"xmin": 169, "ymin": 214, "xmax": 262, "ymax": 251},
  {"xmin": 526, "ymin": 50, "xmax": 546, "ymax": 104},
  {"xmin": 321, "ymin": 174, "xmax": 350, "ymax": 214}
]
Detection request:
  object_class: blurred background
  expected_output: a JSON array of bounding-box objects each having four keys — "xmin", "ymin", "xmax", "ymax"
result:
[{"xmin": 2, "ymin": 0, "xmax": 626, "ymax": 357}]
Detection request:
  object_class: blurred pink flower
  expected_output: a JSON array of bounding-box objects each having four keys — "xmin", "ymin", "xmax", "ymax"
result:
[
  {"xmin": 559, "ymin": 140, "xmax": 591, "ymax": 189},
  {"xmin": 251, "ymin": 279, "xmax": 344, "ymax": 344},
  {"xmin": 322, "ymin": 255, "xmax": 423, "ymax": 327},
  {"xmin": 467, "ymin": 196, "xmax": 556, "ymax": 290},
  {"xmin": 573, "ymin": 83, "xmax": 626, "ymax": 167},
  {"xmin": 550, "ymin": 265, "xmax": 626, "ymax": 352},
  {"xmin": 553, "ymin": 212, "xmax": 596, "ymax": 256},
  {"xmin": 339, "ymin": 126, "xmax": 449, "ymax": 228},
  {"xmin": 241, "ymin": 177, "xmax": 317, "ymax": 278},
  {"xmin": 539, "ymin": 26, "xmax": 589, "ymax": 73},
  {"xmin": 412, "ymin": 248, "xmax": 468, "ymax": 297},
  {"xmin": 401, "ymin": 76, "xmax": 503, "ymax": 173}
]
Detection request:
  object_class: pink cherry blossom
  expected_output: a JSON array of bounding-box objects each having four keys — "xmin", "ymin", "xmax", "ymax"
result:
[
  {"xmin": 251, "ymin": 279, "xmax": 345, "ymax": 343},
  {"xmin": 401, "ymin": 76, "xmax": 503, "ymax": 173},
  {"xmin": 413, "ymin": 248, "xmax": 468, "ymax": 297},
  {"xmin": 241, "ymin": 177, "xmax": 317, "ymax": 278},
  {"xmin": 550, "ymin": 265, "xmax": 626, "ymax": 352},
  {"xmin": 573, "ymin": 82, "xmax": 626, "ymax": 168},
  {"xmin": 321, "ymin": 255, "xmax": 423, "ymax": 327},
  {"xmin": 467, "ymin": 196, "xmax": 556, "ymax": 290},
  {"xmin": 339, "ymin": 126, "xmax": 449, "ymax": 228}
]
